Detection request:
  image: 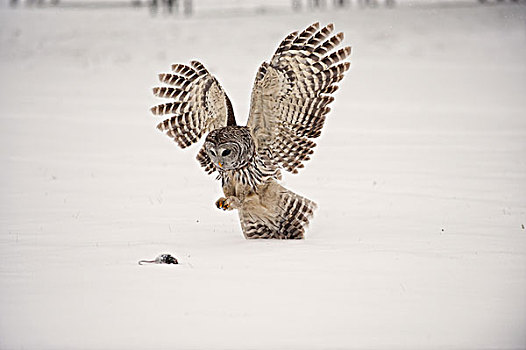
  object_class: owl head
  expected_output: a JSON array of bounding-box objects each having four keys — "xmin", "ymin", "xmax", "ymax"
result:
[{"xmin": 204, "ymin": 126, "xmax": 255, "ymax": 171}]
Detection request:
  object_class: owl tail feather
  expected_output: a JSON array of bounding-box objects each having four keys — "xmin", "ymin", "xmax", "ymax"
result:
[{"xmin": 239, "ymin": 183, "xmax": 317, "ymax": 239}]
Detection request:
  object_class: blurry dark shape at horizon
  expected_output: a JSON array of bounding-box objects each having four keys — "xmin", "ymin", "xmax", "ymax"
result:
[
  {"xmin": 7, "ymin": 0, "xmax": 526, "ymax": 14},
  {"xmin": 150, "ymin": 0, "xmax": 192, "ymax": 15},
  {"xmin": 292, "ymin": 0, "xmax": 396, "ymax": 9},
  {"xmin": 10, "ymin": 0, "xmax": 60, "ymax": 6}
]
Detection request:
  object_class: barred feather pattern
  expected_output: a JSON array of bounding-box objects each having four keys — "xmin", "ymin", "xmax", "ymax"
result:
[
  {"xmin": 220, "ymin": 149, "xmax": 281, "ymax": 190},
  {"xmin": 150, "ymin": 60, "xmax": 235, "ymax": 148},
  {"xmin": 150, "ymin": 23, "xmax": 350, "ymax": 240},
  {"xmin": 196, "ymin": 146, "xmax": 215, "ymax": 175},
  {"xmin": 247, "ymin": 22, "xmax": 351, "ymax": 174},
  {"xmin": 239, "ymin": 184, "xmax": 317, "ymax": 239}
]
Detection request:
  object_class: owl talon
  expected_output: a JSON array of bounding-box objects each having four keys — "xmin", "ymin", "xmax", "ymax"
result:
[
  {"xmin": 216, "ymin": 197, "xmax": 227, "ymax": 210},
  {"xmin": 216, "ymin": 197, "xmax": 238, "ymax": 211}
]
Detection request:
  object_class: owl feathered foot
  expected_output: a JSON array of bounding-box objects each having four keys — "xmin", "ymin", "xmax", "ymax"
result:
[{"xmin": 216, "ymin": 196, "xmax": 241, "ymax": 211}]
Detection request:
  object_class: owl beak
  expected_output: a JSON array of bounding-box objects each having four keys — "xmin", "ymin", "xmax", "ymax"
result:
[{"xmin": 218, "ymin": 161, "xmax": 223, "ymax": 168}]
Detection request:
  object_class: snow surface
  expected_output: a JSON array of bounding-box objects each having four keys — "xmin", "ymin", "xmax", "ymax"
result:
[{"xmin": 1, "ymin": 3, "xmax": 526, "ymax": 350}]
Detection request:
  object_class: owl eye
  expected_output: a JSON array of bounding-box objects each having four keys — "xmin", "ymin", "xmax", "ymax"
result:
[
  {"xmin": 221, "ymin": 149, "xmax": 231, "ymax": 157},
  {"xmin": 209, "ymin": 149, "xmax": 216, "ymax": 157}
]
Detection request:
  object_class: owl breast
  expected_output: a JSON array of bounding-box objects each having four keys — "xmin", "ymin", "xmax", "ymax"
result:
[
  {"xmin": 221, "ymin": 147, "xmax": 281, "ymax": 196},
  {"xmin": 202, "ymin": 126, "xmax": 281, "ymax": 200}
]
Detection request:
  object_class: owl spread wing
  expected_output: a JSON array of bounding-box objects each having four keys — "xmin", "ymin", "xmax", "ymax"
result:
[
  {"xmin": 246, "ymin": 22, "xmax": 351, "ymax": 174},
  {"xmin": 151, "ymin": 61, "xmax": 236, "ymax": 149}
]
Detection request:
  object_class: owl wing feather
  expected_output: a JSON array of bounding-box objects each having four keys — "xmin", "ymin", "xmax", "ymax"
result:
[
  {"xmin": 151, "ymin": 60, "xmax": 236, "ymax": 149},
  {"xmin": 246, "ymin": 22, "xmax": 351, "ymax": 174}
]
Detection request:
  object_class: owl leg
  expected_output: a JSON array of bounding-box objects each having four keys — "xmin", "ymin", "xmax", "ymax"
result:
[{"xmin": 215, "ymin": 196, "xmax": 241, "ymax": 211}]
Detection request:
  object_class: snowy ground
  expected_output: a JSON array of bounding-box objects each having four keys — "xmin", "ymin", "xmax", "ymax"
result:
[{"xmin": 1, "ymin": 2, "xmax": 526, "ymax": 350}]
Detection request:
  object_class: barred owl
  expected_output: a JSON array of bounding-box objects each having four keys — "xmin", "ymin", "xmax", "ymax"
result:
[{"xmin": 150, "ymin": 22, "xmax": 351, "ymax": 239}]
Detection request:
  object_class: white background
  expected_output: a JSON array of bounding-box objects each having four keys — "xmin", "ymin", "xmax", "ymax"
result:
[{"xmin": 1, "ymin": 1, "xmax": 525, "ymax": 349}]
